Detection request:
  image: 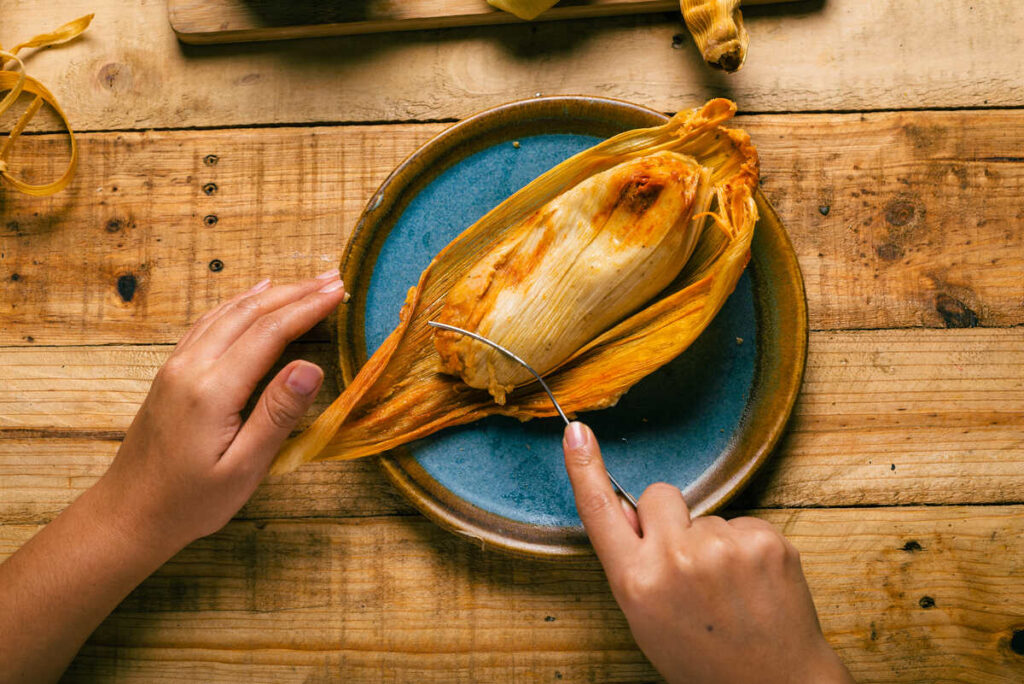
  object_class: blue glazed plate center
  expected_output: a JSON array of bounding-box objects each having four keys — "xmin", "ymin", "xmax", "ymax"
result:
[{"xmin": 365, "ymin": 134, "xmax": 756, "ymax": 528}]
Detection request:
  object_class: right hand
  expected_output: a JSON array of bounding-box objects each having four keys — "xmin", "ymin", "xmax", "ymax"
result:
[{"xmin": 561, "ymin": 421, "xmax": 854, "ymax": 684}]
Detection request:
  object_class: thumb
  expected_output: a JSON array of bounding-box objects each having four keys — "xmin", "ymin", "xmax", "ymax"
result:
[{"xmin": 219, "ymin": 360, "xmax": 323, "ymax": 477}]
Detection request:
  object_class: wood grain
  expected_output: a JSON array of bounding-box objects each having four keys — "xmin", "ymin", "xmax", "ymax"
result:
[
  {"xmin": 2, "ymin": 328, "xmax": 1021, "ymax": 522},
  {"xmin": 168, "ymin": 0, "xmax": 797, "ymax": 45},
  {"xmin": 2, "ymin": 109, "xmax": 1023, "ymax": 344},
  {"xmin": 2, "ymin": 505, "xmax": 1022, "ymax": 683},
  {"xmin": 2, "ymin": 3, "xmax": 1021, "ymax": 682},
  {"xmin": 2, "ymin": 0, "xmax": 1023, "ymax": 131},
  {"xmin": 0, "ymin": 342, "xmax": 340, "ymax": 432}
]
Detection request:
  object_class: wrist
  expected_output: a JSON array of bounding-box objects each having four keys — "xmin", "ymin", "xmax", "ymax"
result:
[{"xmin": 86, "ymin": 473, "xmax": 187, "ymax": 565}]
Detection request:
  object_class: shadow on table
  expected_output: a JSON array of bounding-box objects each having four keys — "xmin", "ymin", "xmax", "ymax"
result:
[{"xmin": 233, "ymin": 0, "xmax": 828, "ymax": 29}]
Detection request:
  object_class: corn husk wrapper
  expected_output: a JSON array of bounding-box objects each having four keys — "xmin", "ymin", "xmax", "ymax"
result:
[
  {"xmin": 487, "ymin": 0, "xmax": 560, "ymax": 20},
  {"xmin": 270, "ymin": 98, "xmax": 758, "ymax": 475},
  {"xmin": 435, "ymin": 150, "xmax": 713, "ymax": 403},
  {"xmin": 681, "ymin": 0, "xmax": 749, "ymax": 72}
]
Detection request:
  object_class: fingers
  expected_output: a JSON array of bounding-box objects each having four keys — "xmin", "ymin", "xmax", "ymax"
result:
[
  {"xmin": 218, "ymin": 360, "xmax": 324, "ymax": 478},
  {"xmin": 174, "ymin": 278, "xmax": 271, "ymax": 353},
  {"xmin": 620, "ymin": 497, "xmax": 641, "ymax": 536},
  {"xmin": 690, "ymin": 514, "xmax": 733, "ymax": 537},
  {"xmin": 729, "ymin": 516, "xmax": 800, "ymax": 562},
  {"xmin": 563, "ymin": 422, "xmax": 640, "ymax": 563},
  {"xmin": 192, "ymin": 269, "xmax": 342, "ymax": 359},
  {"xmin": 217, "ymin": 279, "xmax": 347, "ymax": 397},
  {"xmin": 636, "ymin": 482, "xmax": 691, "ymax": 542},
  {"xmin": 727, "ymin": 516, "xmax": 777, "ymax": 534}
]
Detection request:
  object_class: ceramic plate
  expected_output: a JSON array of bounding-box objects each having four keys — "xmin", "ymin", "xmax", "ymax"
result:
[{"xmin": 336, "ymin": 96, "xmax": 807, "ymax": 558}]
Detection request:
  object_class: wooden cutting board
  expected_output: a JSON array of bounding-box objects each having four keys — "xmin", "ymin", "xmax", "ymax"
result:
[{"xmin": 170, "ymin": 0, "xmax": 798, "ymax": 45}]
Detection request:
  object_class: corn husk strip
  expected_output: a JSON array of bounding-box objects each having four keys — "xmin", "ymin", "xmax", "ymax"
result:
[
  {"xmin": 0, "ymin": 15, "xmax": 91, "ymax": 196},
  {"xmin": 270, "ymin": 98, "xmax": 758, "ymax": 475},
  {"xmin": 681, "ymin": 0, "xmax": 748, "ymax": 72},
  {"xmin": 487, "ymin": 0, "xmax": 560, "ymax": 20}
]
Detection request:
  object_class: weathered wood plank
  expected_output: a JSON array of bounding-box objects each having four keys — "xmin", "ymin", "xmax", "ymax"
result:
[
  {"xmin": 168, "ymin": 0, "xmax": 798, "ymax": 45},
  {"xmin": 2, "ymin": 329, "xmax": 1021, "ymax": 522},
  {"xmin": 0, "ymin": 342, "xmax": 339, "ymax": 432},
  {"xmin": 2, "ymin": 0, "xmax": 1023, "ymax": 131},
  {"xmin": 0, "ymin": 439, "xmax": 417, "ymax": 526},
  {"xmin": 2, "ymin": 110, "xmax": 1023, "ymax": 343},
  {"xmin": 0, "ymin": 122, "xmax": 426, "ymax": 345},
  {"xmin": 65, "ymin": 649, "xmax": 657, "ymax": 684},
  {"xmin": 2, "ymin": 506, "xmax": 1022, "ymax": 683}
]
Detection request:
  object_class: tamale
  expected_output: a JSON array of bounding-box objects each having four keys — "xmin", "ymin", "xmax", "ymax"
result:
[
  {"xmin": 270, "ymin": 98, "xmax": 759, "ymax": 476},
  {"xmin": 680, "ymin": 0, "xmax": 749, "ymax": 72},
  {"xmin": 434, "ymin": 152, "xmax": 712, "ymax": 403}
]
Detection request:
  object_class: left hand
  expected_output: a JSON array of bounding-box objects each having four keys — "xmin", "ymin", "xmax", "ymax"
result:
[
  {"xmin": 0, "ymin": 270, "xmax": 348, "ymax": 684},
  {"xmin": 96, "ymin": 269, "xmax": 348, "ymax": 552}
]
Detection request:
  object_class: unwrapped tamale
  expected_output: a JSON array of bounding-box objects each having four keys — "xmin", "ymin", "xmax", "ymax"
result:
[
  {"xmin": 434, "ymin": 152, "xmax": 712, "ymax": 403},
  {"xmin": 270, "ymin": 98, "xmax": 759, "ymax": 475}
]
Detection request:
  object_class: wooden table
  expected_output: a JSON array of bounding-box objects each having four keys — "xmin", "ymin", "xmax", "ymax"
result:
[{"xmin": 2, "ymin": 1, "xmax": 1023, "ymax": 681}]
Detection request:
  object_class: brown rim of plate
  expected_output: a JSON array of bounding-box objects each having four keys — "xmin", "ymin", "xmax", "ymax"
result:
[{"xmin": 335, "ymin": 95, "xmax": 808, "ymax": 559}]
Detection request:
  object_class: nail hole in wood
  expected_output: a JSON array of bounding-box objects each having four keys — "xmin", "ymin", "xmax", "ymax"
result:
[
  {"xmin": 116, "ymin": 274, "xmax": 137, "ymax": 303},
  {"xmin": 1011, "ymin": 630, "xmax": 1024, "ymax": 655}
]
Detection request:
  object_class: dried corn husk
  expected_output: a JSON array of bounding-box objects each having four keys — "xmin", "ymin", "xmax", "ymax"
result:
[
  {"xmin": 0, "ymin": 14, "xmax": 92, "ymax": 196},
  {"xmin": 681, "ymin": 0, "xmax": 749, "ymax": 72},
  {"xmin": 270, "ymin": 98, "xmax": 758, "ymax": 475},
  {"xmin": 435, "ymin": 151, "xmax": 712, "ymax": 403},
  {"xmin": 487, "ymin": 0, "xmax": 560, "ymax": 20}
]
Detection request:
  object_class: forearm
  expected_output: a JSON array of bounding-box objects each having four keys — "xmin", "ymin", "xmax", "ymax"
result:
[{"xmin": 0, "ymin": 476, "xmax": 180, "ymax": 684}]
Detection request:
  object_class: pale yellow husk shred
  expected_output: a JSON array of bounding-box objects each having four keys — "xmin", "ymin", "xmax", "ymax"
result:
[
  {"xmin": 487, "ymin": 0, "xmax": 559, "ymax": 20},
  {"xmin": 0, "ymin": 14, "xmax": 92, "ymax": 196},
  {"xmin": 270, "ymin": 98, "xmax": 759, "ymax": 475}
]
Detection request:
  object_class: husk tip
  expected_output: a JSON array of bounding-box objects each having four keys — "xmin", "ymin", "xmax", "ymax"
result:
[{"xmin": 268, "ymin": 436, "xmax": 312, "ymax": 477}]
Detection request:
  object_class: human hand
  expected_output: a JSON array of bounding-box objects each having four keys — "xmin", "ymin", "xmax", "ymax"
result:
[
  {"xmin": 562, "ymin": 422, "xmax": 854, "ymax": 684},
  {"xmin": 96, "ymin": 270, "xmax": 348, "ymax": 554}
]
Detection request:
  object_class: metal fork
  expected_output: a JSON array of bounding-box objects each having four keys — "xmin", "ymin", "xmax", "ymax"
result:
[{"xmin": 427, "ymin": 320, "xmax": 638, "ymax": 509}]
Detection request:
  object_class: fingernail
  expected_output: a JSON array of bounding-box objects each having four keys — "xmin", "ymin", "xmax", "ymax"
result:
[
  {"xmin": 342, "ymin": 291, "xmax": 351, "ymax": 303},
  {"xmin": 619, "ymin": 497, "xmax": 634, "ymax": 517},
  {"xmin": 319, "ymin": 279, "xmax": 345, "ymax": 294},
  {"xmin": 316, "ymin": 268, "xmax": 340, "ymax": 280},
  {"xmin": 564, "ymin": 422, "xmax": 590, "ymax": 450},
  {"xmin": 248, "ymin": 278, "xmax": 271, "ymax": 294},
  {"xmin": 285, "ymin": 362, "xmax": 323, "ymax": 397}
]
